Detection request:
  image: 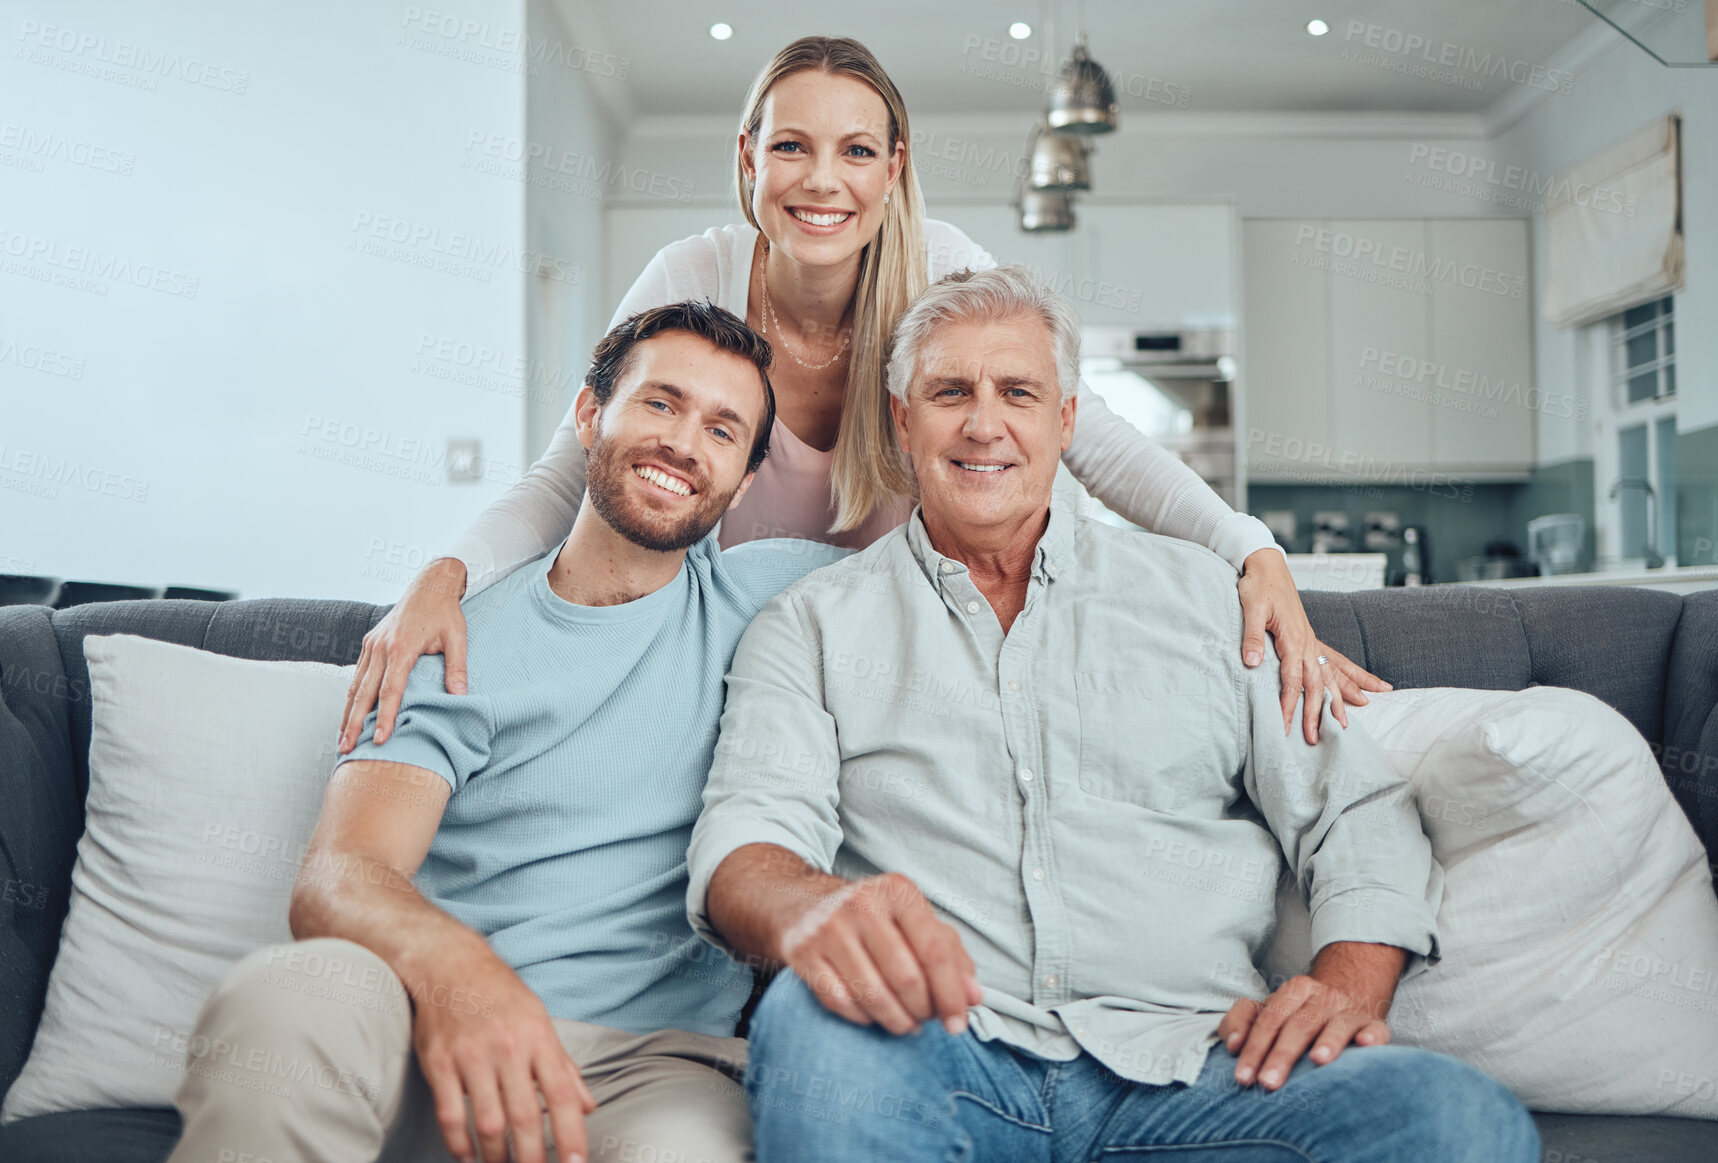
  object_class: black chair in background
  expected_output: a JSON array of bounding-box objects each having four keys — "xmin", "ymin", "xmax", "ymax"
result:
[
  {"xmin": 0, "ymin": 575, "xmax": 61, "ymax": 606},
  {"xmin": 0, "ymin": 578, "xmax": 239, "ymax": 607},
  {"xmin": 52, "ymin": 582, "xmax": 163, "ymax": 609},
  {"xmin": 162, "ymin": 587, "xmax": 239, "ymax": 602}
]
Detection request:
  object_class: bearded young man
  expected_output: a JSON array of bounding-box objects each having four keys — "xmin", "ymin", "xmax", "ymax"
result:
[{"xmin": 167, "ymin": 302, "xmax": 846, "ymax": 1163}]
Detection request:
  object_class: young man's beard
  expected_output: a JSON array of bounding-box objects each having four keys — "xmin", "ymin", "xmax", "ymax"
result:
[{"xmin": 584, "ymin": 432, "xmax": 732, "ymax": 552}]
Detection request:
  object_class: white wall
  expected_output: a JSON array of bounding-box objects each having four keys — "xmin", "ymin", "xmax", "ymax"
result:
[
  {"xmin": 1492, "ymin": 35, "xmax": 1718, "ymax": 455},
  {"xmin": 523, "ymin": 0, "xmax": 625, "ymax": 461},
  {"xmin": 1, "ymin": 3, "xmax": 529, "ymax": 602}
]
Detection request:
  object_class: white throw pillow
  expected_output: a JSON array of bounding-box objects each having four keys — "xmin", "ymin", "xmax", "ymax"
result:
[
  {"xmin": 1262, "ymin": 686, "xmax": 1718, "ymax": 1117},
  {"xmin": 1, "ymin": 634, "xmax": 352, "ymax": 1121}
]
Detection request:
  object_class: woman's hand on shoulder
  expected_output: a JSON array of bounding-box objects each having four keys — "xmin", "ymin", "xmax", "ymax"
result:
[
  {"xmin": 337, "ymin": 558, "xmax": 471, "ymax": 754},
  {"xmin": 1236, "ymin": 548, "xmax": 1391, "ymax": 744}
]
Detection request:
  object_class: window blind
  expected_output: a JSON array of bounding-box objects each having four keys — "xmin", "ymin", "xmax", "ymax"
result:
[{"xmin": 1543, "ymin": 114, "xmax": 1684, "ymax": 330}]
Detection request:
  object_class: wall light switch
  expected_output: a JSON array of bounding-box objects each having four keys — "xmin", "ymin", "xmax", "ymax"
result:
[{"xmin": 447, "ymin": 439, "xmax": 482, "ymax": 484}]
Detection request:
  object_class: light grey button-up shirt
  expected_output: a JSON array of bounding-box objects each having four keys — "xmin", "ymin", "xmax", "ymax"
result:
[{"xmin": 687, "ymin": 484, "xmax": 1443, "ymax": 1086}]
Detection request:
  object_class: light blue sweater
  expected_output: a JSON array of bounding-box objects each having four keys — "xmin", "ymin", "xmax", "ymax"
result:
[{"xmin": 343, "ymin": 532, "xmax": 848, "ymax": 1036}]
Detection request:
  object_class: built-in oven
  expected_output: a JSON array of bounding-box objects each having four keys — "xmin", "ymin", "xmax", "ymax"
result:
[{"xmin": 1079, "ymin": 323, "xmax": 1239, "ymax": 515}]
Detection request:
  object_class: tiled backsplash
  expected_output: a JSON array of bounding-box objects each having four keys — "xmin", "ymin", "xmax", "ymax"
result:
[
  {"xmin": 1249, "ymin": 459, "xmax": 1597, "ymax": 585},
  {"xmin": 1252, "ymin": 437, "xmax": 1718, "ymax": 583}
]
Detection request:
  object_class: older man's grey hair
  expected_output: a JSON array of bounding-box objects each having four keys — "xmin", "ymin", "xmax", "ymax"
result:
[{"xmin": 885, "ymin": 265, "xmax": 1081, "ymax": 404}]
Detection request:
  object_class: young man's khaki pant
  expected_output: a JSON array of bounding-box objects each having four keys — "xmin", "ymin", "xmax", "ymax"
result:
[{"xmin": 167, "ymin": 938, "xmax": 752, "ymax": 1163}]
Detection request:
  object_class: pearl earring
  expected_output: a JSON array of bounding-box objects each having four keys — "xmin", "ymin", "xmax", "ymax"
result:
[{"xmin": 884, "ymin": 192, "xmax": 891, "ymax": 204}]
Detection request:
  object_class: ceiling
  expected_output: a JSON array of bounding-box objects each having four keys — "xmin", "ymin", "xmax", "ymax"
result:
[{"xmin": 576, "ymin": 0, "xmax": 1603, "ymax": 119}]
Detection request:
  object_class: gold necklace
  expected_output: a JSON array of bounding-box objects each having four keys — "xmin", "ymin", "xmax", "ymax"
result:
[{"xmin": 758, "ymin": 242, "xmax": 852, "ymax": 372}]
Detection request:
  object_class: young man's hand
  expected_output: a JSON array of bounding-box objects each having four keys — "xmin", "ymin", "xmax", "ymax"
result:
[
  {"xmin": 409, "ymin": 944, "xmax": 596, "ymax": 1163},
  {"xmin": 778, "ymin": 872, "xmax": 984, "ymax": 1037}
]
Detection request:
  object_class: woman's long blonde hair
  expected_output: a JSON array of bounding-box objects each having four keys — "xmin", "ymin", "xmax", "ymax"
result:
[{"xmin": 735, "ymin": 36, "xmax": 926, "ymax": 532}]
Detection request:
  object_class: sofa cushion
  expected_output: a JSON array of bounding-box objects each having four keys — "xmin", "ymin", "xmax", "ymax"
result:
[
  {"xmin": 47, "ymin": 601, "xmax": 224, "ymax": 807},
  {"xmin": 0, "ymin": 1106, "xmax": 180, "ymax": 1163},
  {"xmin": 8, "ymin": 1107, "xmax": 1718, "ymax": 1163},
  {"xmin": 1532, "ymin": 1112, "xmax": 1718, "ymax": 1162},
  {"xmin": 2, "ymin": 636, "xmax": 352, "ymax": 1122},
  {"xmin": 1266, "ymin": 685, "xmax": 1718, "ymax": 1117},
  {"xmin": 49, "ymin": 598, "xmax": 379, "ymax": 807},
  {"xmin": 0, "ymin": 600, "xmax": 384, "ymax": 1105},
  {"xmin": 1303, "ymin": 584, "xmax": 1709, "ymax": 862}
]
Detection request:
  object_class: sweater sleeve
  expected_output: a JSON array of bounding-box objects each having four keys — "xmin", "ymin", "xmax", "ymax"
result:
[
  {"xmin": 1063, "ymin": 383, "xmax": 1282, "ymax": 572},
  {"xmin": 1240, "ymin": 637, "xmax": 1442, "ymax": 981},
  {"xmin": 686, "ymin": 590, "xmax": 845, "ymax": 953},
  {"xmin": 444, "ymin": 248, "xmax": 683, "ymax": 596}
]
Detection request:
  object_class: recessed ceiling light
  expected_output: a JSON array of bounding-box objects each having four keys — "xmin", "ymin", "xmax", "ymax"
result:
[
  {"xmin": 1306, "ymin": 19, "xmax": 1329, "ymax": 36},
  {"xmin": 710, "ymin": 22, "xmax": 733, "ymax": 40},
  {"xmin": 1009, "ymin": 22, "xmax": 1032, "ymax": 39}
]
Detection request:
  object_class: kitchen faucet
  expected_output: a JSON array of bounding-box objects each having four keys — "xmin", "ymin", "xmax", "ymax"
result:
[{"xmin": 1608, "ymin": 477, "xmax": 1666, "ymax": 569}]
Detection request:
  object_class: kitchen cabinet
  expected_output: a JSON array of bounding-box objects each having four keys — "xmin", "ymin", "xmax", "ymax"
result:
[
  {"xmin": 932, "ymin": 202, "xmax": 1236, "ymax": 327},
  {"xmin": 1240, "ymin": 220, "xmax": 1331, "ymax": 476},
  {"xmin": 1243, "ymin": 218, "xmax": 1533, "ymax": 482},
  {"xmin": 917, "ymin": 203, "xmax": 1089, "ymax": 306},
  {"xmin": 1426, "ymin": 219, "xmax": 1534, "ymax": 474},
  {"xmin": 1328, "ymin": 219, "xmax": 1433, "ymax": 469}
]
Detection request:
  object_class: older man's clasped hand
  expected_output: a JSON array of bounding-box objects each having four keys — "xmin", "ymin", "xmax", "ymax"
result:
[{"xmin": 777, "ymin": 872, "xmax": 984, "ymax": 1038}]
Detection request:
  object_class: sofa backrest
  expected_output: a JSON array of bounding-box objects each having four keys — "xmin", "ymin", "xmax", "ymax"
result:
[
  {"xmin": 1302, "ymin": 585, "xmax": 1718, "ymax": 866},
  {"xmin": 1, "ymin": 584, "xmax": 1715, "ymax": 1104}
]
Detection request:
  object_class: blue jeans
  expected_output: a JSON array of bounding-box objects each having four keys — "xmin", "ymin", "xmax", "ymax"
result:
[{"xmin": 745, "ymin": 973, "xmax": 1540, "ymax": 1162}]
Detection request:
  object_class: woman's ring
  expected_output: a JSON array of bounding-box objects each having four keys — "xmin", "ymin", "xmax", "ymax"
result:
[{"xmin": 1316, "ymin": 655, "xmax": 1330, "ymax": 666}]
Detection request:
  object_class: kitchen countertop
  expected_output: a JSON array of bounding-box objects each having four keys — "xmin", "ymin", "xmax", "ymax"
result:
[{"xmin": 1446, "ymin": 562, "xmax": 1718, "ymax": 594}]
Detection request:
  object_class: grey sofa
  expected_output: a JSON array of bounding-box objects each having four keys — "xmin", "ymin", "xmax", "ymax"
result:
[{"xmin": 0, "ymin": 585, "xmax": 1715, "ymax": 1161}]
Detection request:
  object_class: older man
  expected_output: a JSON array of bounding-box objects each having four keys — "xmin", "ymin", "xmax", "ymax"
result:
[{"xmin": 686, "ymin": 266, "xmax": 1539, "ymax": 1161}]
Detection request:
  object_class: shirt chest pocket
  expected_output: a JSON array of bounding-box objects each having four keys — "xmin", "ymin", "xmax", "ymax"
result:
[{"xmin": 1074, "ymin": 673, "xmax": 1214, "ymax": 813}]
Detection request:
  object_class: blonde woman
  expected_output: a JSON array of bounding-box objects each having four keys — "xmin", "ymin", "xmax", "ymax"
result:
[{"xmin": 339, "ymin": 36, "xmax": 1385, "ymax": 753}]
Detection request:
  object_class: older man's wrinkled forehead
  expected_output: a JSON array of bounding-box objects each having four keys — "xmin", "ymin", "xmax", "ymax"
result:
[{"xmin": 909, "ymin": 313, "xmax": 1059, "ymax": 396}]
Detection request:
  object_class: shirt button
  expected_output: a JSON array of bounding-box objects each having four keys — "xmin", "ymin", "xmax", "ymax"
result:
[
  {"xmin": 1031, "ymin": 867, "xmax": 1045, "ymax": 882},
  {"xmin": 1020, "ymin": 768, "xmax": 1034, "ymax": 783},
  {"xmin": 965, "ymin": 600, "xmax": 980, "ymax": 614},
  {"xmin": 1044, "ymin": 974, "xmax": 1059, "ymax": 989},
  {"xmin": 1007, "ymin": 679, "xmax": 1021, "ymax": 692},
  {"xmin": 940, "ymin": 560, "xmax": 957, "ymax": 574}
]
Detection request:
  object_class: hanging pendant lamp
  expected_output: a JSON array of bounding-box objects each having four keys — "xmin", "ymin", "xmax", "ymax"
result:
[
  {"xmin": 1017, "ymin": 180, "xmax": 1075, "ymax": 232},
  {"xmin": 1047, "ymin": 31, "xmax": 1118, "ymax": 134},
  {"xmin": 1027, "ymin": 120, "xmax": 1091, "ymax": 190}
]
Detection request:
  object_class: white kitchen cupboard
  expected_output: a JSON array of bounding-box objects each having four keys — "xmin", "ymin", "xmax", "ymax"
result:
[
  {"xmin": 1242, "ymin": 217, "xmax": 1533, "ymax": 482},
  {"xmin": 1240, "ymin": 219, "xmax": 1332, "ymax": 477},
  {"xmin": 933, "ymin": 202, "xmax": 1236, "ymax": 328},
  {"xmin": 1328, "ymin": 219, "xmax": 1434, "ymax": 469},
  {"xmin": 1426, "ymin": 219, "xmax": 1535, "ymax": 474}
]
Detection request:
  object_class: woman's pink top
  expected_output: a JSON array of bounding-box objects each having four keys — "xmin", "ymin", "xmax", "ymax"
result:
[{"xmin": 716, "ymin": 417, "xmax": 914, "ymax": 550}]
